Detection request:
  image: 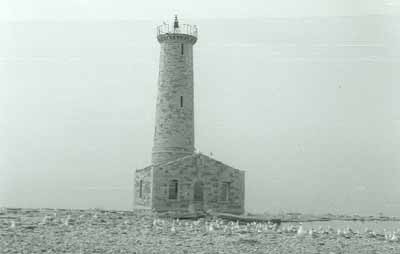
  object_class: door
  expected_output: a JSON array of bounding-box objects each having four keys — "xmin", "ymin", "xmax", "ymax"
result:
[{"xmin": 193, "ymin": 181, "xmax": 203, "ymax": 202}]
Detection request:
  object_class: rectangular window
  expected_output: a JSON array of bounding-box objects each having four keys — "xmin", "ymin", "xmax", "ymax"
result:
[
  {"xmin": 181, "ymin": 43, "xmax": 184, "ymax": 55},
  {"xmin": 168, "ymin": 180, "xmax": 178, "ymax": 200},
  {"xmin": 220, "ymin": 182, "xmax": 230, "ymax": 201},
  {"xmin": 180, "ymin": 96, "xmax": 183, "ymax": 107},
  {"xmin": 139, "ymin": 180, "xmax": 143, "ymax": 198}
]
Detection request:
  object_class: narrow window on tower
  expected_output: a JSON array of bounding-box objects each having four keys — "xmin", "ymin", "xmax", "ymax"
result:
[
  {"xmin": 181, "ymin": 43, "xmax": 184, "ymax": 55},
  {"xmin": 168, "ymin": 180, "xmax": 178, "ymax": 200},
  {"xmin": 139, "ymin": 180, "xmax": 143, "ymax": 198},
  {"xmin": 180, "ymin": 96, "xmax": 183, "ymax": 107}
]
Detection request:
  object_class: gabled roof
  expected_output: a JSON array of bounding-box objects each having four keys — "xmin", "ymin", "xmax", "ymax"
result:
[
  {"xmin": 136, "ymin": 152, "xmax": 244, "ymax": 172},
  {"xmin": 152, "ymin": 152, "xmax": 244, "ymax": 172}
]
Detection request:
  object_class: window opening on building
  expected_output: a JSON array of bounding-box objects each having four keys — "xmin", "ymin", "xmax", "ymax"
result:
[
  {"xmin": 169, "ymin": 180, "xmax": 178, "ymax": 200},
  {"xmin": 220, "ymin": 182, "xmax": 231, "ymax": 201}
]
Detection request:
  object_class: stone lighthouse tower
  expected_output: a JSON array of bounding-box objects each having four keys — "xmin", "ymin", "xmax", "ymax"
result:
[
  {"xmin": 134, "ymin": 16, "xmax": 245, "ymax": 214},
  {"xmin": 152, "ymin": 15, "xmax": 198, "ymax": 165}
]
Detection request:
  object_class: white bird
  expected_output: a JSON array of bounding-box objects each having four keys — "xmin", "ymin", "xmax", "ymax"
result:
[
  {"xmin": 390, "ymin": 233, "xmax": 399, "ymax": 242},
  {"xmin": 208, "ymin": 223, "xmax": 214, "ymax": 232},
  {"xmin": 384, "ymin": 230, "xmax": 390, "ymax": 241},
  {"xmin": 364, "ymin": 228, "xmax": 372, "ymax": 234},
  {"xmin": 297, "ymin": 225, "xmax": 307, "ymax": 237},
  {"xmin": 193, "ymin": 220, "xmax": 200, "ymax": 226},
  {"xmin": 63, "ymin": 215, "xmax": 71, "ymax": 226},
  {"xmin": 170, "ymin": 224, "xmax": 176, "ymax": 234},
  {"xmin": 41, "ymin": 215, "xmax": 49, "ymax": 225},
  {"xmin": 287, "ymin": 224, "xmax": 296, "ymax": 233},
  {"xmin": 234, "ymin": 221, "xmax": 240, "ymax": 230},
  {"xmin": 10, "ymin": 220, "xmax": 15, "ymax": 229}
]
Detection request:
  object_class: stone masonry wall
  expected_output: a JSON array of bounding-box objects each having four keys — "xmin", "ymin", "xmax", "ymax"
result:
[
  {"xmin": 152, "ymin": 154, "xmax": 245, "ymax": 214},
  {"xmin": 134, "ymin": 166, "xmax": 152, "ymax": 208},
  {"xmin": 152, "ymin": 34, "xmax": 196, "ymax": 165}
]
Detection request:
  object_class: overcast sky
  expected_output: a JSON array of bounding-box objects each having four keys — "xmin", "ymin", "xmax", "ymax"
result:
[
  {"xmin": 0, "ymin": 0, "xmax": 399, "ymax": 21},
  {"xmin": 1, "ymin": 1, "xmax": 400, "ymax": 215}
]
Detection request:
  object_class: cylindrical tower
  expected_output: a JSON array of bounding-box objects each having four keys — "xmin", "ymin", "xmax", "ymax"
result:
[{"xmin": 152, "ymin": 16, "xmax": 198, "ymax": 165}]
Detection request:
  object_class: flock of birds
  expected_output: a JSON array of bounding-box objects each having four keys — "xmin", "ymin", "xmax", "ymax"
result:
[
  {"xmin": 151, "ymin": 218, "xmax": 400, "ymax": 243},
  {"xmin": 4, "ymin": 210, "xmax": 400, "ymax": 243}
]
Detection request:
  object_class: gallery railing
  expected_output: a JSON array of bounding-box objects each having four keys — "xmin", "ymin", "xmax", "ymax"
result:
[{"xmin": 157, "ymin": 23, "xmax": 198, "ymax": 38}]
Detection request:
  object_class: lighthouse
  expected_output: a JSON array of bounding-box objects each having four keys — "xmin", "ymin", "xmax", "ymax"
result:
[
  {"xmin": 134, "ymin": 16, "xmax": 245, "ymax": 214},
  {"xmin": 152, "ymin": 16, "xmax": 198, "ymax": 165}
]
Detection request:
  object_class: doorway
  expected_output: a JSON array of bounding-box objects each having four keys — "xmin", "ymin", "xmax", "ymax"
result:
[{"xmin": 193, "ymin": 181, "xmax": 203, "ymax": 202}]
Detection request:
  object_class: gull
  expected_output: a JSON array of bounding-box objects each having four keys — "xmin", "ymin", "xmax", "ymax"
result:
[
  {"xmin": 171, "ymin": 223, "xmax": 176, "ymax": 234},
  {"xmin": 297, "ymin": 225, "xmax": 307, "ymax": 238},
  {"xmin": 366, "ymin": 230, "xmax": 377, "ymax": 238},
  {"xmin": 41, "ymin": 215, "xmax": 49, "ymax": 225},
  {"xmin": 342, "ymin": 228, "xmax": 352, "ymax": 238},
  {"xmin": 234, "ymin": 221, "xmax": 240, "ymax": 230},
  {"xmin": 208, "ymin": 223, "xmax": 214, "ymax": 233},
  {"xmin": 287, "ymin": 224, "xmax": 296, "ymax": 233},
  {"xmin": 337, "ymin": 229, "xmax": 345, "ymax": 237},
  {"xmin": 390, "ymin": 233, "xmax": 399, "ymax": 242},
  {"xmin": 309, "ymin": 228, "xmax": 316, "ymax": 237},
  {"xmin": 10, "ymin": 220, "xmax": 16, "ymax": 229},
  {"xmin": 384, "ymin": 229, "xmax": 390, "ymax": 241},
  {"xmin": 63, "ymin": 215, "xmax": 71, "ymax": 226},
  {"xmin": 346, "ymin": 227, "xmax": 354, "ymax": 234}
]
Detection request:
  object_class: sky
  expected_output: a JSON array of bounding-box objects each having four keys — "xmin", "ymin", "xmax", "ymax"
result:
[
  {"xmin": 0, "ymin": 0, "xmax": 399, "ymax": 21},
  {"xmin": 1, "ymin": 1, "xmax": 400, "ymax": 215}
]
